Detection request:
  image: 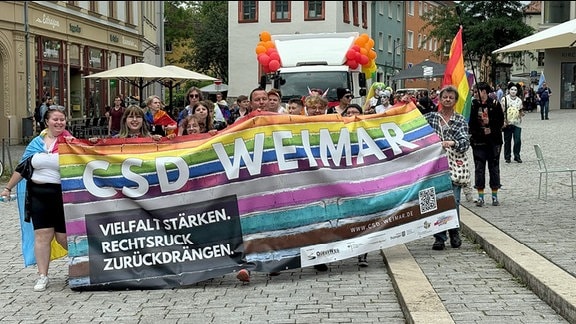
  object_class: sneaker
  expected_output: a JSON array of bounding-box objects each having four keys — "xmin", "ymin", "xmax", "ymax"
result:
[
  {"xmin": 314, "ymin": 264, "xmax": 328, "ymax": 272},
  {"xmin": 236, "ymin": 269, "xmax": 250, "ymax": 283},
  {"xmin": 358, "ymin": 254, "xmax": 368, "ymax": 267},
  {"xmin": 476, "ymin": 198, "xmax": 484, "ymax": 207},
  {"xmin": 432, "ymin": 238, "xmax": 445, "ymax": 250},
  {"xmin": 449, "ymin": 232, "xmax": 462, "ymax": 248},
  {"xmin": 34, "ymin": 274, "xmax": 49, "ymax": 292},
  {"xmin": 492, "ymin": 197, "xmax": 500, "ymax": 206}
]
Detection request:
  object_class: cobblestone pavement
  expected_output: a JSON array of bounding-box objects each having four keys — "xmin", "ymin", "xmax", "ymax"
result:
[{"xmin": 0, "ymin": 109, "xmax": 574, "ymax": 323}]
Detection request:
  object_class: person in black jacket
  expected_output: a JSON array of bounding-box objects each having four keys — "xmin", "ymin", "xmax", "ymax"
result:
[
  {"xmin": 468, "ymin": 82, "xmax": 505, "ymax": 207},
  {"xmin": 417, "ymin": 90, "xmax": 436, "ymax": 115}
]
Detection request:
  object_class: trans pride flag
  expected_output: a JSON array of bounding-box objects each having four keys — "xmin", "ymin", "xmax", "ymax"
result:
[
  {"xmin": 443, "ymin": 26, "xmax": 472, "ymax": 121},
  {"xmin": 59, "ymin": 103, "xmax": 458, "ymax": 290}
]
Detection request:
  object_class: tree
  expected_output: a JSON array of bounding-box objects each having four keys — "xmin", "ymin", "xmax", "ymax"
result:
[
  {"xmin": 422, "ymin": 1, "xmax": 534, "ymax": 82},
  {"xmin": 177, "ymin": 1, "xmax": 228, "ymax": 84}
]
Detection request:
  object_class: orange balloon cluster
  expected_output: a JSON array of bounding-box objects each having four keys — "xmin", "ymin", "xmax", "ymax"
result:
[
  {"xmin": 346, "ymin": 33, "xmax": 377, "ymax": 78},
  {"xmin": 255, "ymin": 31, "xmax": 281, "ymax": 73}
]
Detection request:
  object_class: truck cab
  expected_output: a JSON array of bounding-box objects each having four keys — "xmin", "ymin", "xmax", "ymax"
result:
[{"xmin": 262, "ymin": 32, "xmax": 368, "ymax": 106}]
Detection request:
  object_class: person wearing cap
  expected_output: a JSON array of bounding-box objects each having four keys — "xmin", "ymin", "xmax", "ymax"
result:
[{"xmin": 328, "ymin": 87, "xmax": 352, "ymax": 115}]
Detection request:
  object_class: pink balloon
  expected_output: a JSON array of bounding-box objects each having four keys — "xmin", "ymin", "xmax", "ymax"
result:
[
  {"xmin": 258, "ymin": 54, "xmax": 270, "ymax": 66},
  {"xmin": 351, "ymin": 45, "xmax": 361, "ymax": 52},
  {"xmin": 359, "ymin": 54, "xmax": 369, "ymax": 65},
  {"xmin": 266, "ymin": 48, "xmax": 277, "ymax": 55},
  {"xmin": 269, "ymin": 52, "xmax": 281, "ymax": 62},
  {"xmin": 346, "ymin": 50, "xmax": 356, "ymax": 60},
  {"xmin": 347, "ymin": 59, "xmax": 358, "ymax": 69},
  {"xmin": 269, "ymin": 59, "xmax": 281, "ymax": 71}
]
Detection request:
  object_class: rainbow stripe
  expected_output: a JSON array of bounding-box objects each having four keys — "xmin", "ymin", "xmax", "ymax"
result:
[
  {"xmin": 60, "ymin": 103, "xmax": 458, "ymax": 289},
  {"xmin": 443, "ymin": 26, "xmax": 472, "ymax": 121}
]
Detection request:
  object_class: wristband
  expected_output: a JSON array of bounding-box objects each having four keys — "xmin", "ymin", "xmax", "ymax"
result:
[{"xmin": 4, "ymin": 187, "xmax": 11, "ymax": 192}]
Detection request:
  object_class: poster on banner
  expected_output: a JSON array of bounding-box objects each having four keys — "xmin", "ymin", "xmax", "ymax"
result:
[{"xmin": 59, "ymin": 102, "xmax": 458, "ymax": 290}]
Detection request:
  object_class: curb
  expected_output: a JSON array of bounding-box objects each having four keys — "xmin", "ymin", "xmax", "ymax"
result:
[{"xmin": 460, "ymin": 207, "xmax": 576, "ymax": 323}]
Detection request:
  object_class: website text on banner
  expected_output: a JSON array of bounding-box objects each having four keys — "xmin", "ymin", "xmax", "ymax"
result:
[{"xmin": 59, "ymin": 102, "xmax": 457, "ymax": 290}]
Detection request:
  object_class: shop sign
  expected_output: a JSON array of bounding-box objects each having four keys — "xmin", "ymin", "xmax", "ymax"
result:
[{"xmin": 35, "ymin": 13, "xmax": 61, "ymax": 29}]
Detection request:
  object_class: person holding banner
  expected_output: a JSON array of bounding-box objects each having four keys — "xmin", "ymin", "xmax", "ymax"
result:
[
  {"xmin": 0, "ymin": 106, "xmax": 73, "ymax": 292},
  {"xmin": 424, "ymin": 85, "xmax": 470, "ymax": 250}
]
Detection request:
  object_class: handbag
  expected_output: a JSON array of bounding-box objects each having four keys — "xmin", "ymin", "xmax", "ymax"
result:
[
  {"xmin": 15, "ymin": 155, "xmax": 34, "ymax": 180},
  {"xmin": 445, "ymin": 147, "xmax": 470, "ymax": 186},
  {"xmin": 438, "ymin": 114, "xmax": 470, "ymax": 186}
]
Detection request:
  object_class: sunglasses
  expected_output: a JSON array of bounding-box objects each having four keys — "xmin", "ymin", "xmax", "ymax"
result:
[
  {"xmin": 344, "ymin": 95, "xmax": 353, "ymax": 99},
  {"xmin": 189, "ymin": 94, "xmax": 200, "ymax": 98},
  {"xmin": 47, "ymin": 105, "xmax": 66, "ymax": 112}
]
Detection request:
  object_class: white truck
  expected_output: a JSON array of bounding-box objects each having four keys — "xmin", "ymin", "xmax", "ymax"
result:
[{"xmin": 260, "ymin": 32, "xmax": 368, "ymax": 106}]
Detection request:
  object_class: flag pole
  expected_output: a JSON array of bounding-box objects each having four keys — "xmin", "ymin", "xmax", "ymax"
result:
[{"xmin": 455, "ymin": 6, "xmax": 478, "ymax": 86}]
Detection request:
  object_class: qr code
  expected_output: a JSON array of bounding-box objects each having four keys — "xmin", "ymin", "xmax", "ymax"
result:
[{"xmin": 419, "ymin": 187, "xmax": 438, "ymax": 214}]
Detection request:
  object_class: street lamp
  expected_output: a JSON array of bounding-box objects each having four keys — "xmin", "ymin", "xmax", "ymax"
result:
[{"xmin": 391, "ymin": 39, "xmax": 403, "ymax": 89}]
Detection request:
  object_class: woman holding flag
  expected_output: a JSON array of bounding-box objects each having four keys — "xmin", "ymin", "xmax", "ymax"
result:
[
  {"xmin": 144, "ymin": 95, "xmax": 178, "ymax": 137},
  {"xmin": 0, "ymin": 106, "xmax": 72, "ymax": 292}
]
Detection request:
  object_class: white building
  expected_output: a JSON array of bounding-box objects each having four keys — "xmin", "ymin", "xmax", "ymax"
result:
[{"xmin": 227, "ymin": 1, "xmax": 372, "ymax": 99}]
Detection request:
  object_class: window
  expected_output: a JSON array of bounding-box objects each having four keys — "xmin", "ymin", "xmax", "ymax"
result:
[
  {"xmin": 387, "ymin": 34, "xmax": 392, "ymax": 53},
  {"xmin": 538, "ymin": 52, "xmax": 545, "ymax": 67},
  {"xmin": 422, "ymin": 35, "xmax": 427, "ymax": 50},
  {"xmin": 362, "ymin": 1, "xmax": 367, "ymax": 29},
  {"xmin": 165, "ymin": 42, "xmax": 173, "ymax": 53},
  {"xmin": 343, "ymin": 1, "xmax": 350, "ymax": 23},
  {"xmin": 305, "ymin": 1, "xmax": 324, "ymax": 20},
  {"xmin": 239, "ymin": 1, "xmax": 258, "ymax": 23},
  {"xmin": 407, "ymin": 1, "xmax": 414, "ymax": 16},
  {"xmin": 396, "ymin": 3, "xmax": 402, "ymax": 21},
  {"xmin": 407, "ymin": 31, "xmax": 414, "ymax": 49},
  {"xmin": 417, "ymin": 34, "xmax": 422, "ymax": 49},
  {"xmin": 89, "ymin": 1, "xmax": 97, "ymax": 13},
  {"xmin": 418, "ymin": 1, "xmax": 422, "ymax": 16},
  {"xmin": 272, "ymin": 1, "xmax": 290, "ymax": 22},
  {"xmin": 388, "ymin": 1, "xmax": 392, "ymax": 18},
  {"xmin": 352, "ymin": 1, "xmax": 358, "ymax": 26},
  {"xmin": 126, "ymin": 1, "xmax": 133, "ymax": 25},
  {"xmin": 108, "ymin": 1, "xmax": 117, "ymax": 19}
]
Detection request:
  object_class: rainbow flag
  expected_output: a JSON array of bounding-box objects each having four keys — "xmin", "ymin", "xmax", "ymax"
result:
[
  {"xmin": 59, "ymin": 104, "xmax": 458, "ymax": 290},
  {"xmin": 443, "ymin": 26, "xmax": 472, "ymax": 121}
]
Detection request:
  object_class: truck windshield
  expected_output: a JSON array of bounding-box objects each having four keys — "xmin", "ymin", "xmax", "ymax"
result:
[{"xmin": 278, "ymin": 71, "xmax": 349, "ymax": 102}]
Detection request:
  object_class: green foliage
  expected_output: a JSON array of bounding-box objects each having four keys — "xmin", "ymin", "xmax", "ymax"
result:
[
  {"xmin": 422, "ymin": 1, "xmax": 535, "ymax": 64},
  {"xmin": 163, "ymin": 1, "xmax": 228, "ymax": 107},
  {"xmin": 164, "ymin": 1, "xmax": 228, "ymax": 84}
]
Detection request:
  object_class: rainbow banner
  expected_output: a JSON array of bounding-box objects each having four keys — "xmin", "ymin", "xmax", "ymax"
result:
[
  {"xmin": 60, "ymin": 103, "xmax": 458, "ymax": 290},
  {"xmin": 443, "ymin": 26, "xmax": 472, "ymax": 121}
]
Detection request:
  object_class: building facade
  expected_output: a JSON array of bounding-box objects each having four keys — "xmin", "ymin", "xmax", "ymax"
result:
[
  {"xmin": 401, "ymin": 0, "xmax": 449, "ymax": 91},
  {"xmin": 228, "ymin": 1, "xmax": 373, "ymax": 99},
  {"xmin": 0, "ymin": 1, "xmax": 163, "ymax": 143}
]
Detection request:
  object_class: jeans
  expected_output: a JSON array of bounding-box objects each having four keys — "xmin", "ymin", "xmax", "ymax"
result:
[
  {"xmin": 503, "ymin": 125, "xmax": 522, "ymax": 160},
  {"xmin": 472, "ymin": 144, "xmax": 502, "ymax": 190},
  {"xmin": 434, "ymin": 185, "xmax": 461, "ymax": 242},
  {"xmin": 540, "ymin": 100, "xmax": 549, "ymax": 119}
]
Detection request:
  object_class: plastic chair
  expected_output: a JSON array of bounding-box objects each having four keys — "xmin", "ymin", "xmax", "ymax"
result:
[{"xmin": 534, "ymin": 144, "xmax": 575, "ymax": 199}]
